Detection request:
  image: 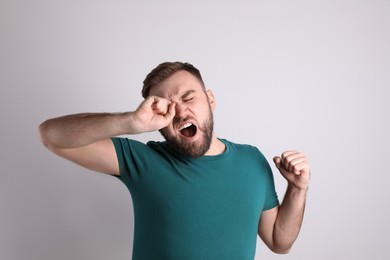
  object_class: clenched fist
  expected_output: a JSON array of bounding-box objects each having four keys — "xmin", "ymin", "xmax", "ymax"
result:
[
  {"xmin": 273, "ymin": 151, "xmax": 310, "ymax": 191},
  {"xmin": 131, "ymin": 96, "xmax": 176, "ymax": 133}
]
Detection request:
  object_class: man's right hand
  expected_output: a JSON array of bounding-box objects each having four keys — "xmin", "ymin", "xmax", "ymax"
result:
[
  {"xmin": 39, "ymin": 96, "xmax": 176, "ymax": 176},
  {"xmin": 130, "ymin": 96, "xmax": 176, "ymax": 134}
]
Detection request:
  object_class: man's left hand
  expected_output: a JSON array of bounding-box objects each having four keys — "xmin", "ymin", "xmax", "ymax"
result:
[{"xmin": 273, "ymin": 151, "xmax": 310, "ymax": 190}]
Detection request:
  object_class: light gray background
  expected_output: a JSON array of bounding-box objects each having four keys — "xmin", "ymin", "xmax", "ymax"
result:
[{"xmin": 1, "ymin": 0, "xmax": 389, "ymax": 259}]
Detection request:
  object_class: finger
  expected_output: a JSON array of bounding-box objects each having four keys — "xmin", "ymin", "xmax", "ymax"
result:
[
  {"xmin": 164, "ymin": 102, "xmax": 176, "ymax": 121},
  {"xmin": 273, "ymin": 156, "xmax": 281, "ymax": 164},
  {"xmin": 281, "ymin": 150, "xmax": 298, "ymax": 159},
  {"xmin": 273, "ymin": 156, "xmax": 282, "ymax": 170},
  {"xmin": 152, "ymin": 97, "xmax": 171, "ymax": 115},
  {"xmin": 280, "ymin": 150, "xmax": 298, "ymax": 163},
  {"xmin": 284, "ymin": 155, "xmax": 307, "ymax": 173},
  {"xmin": 289, "ymin": 157, "xmax": 308, "ymax": 174},
  {"xmin": 291, "ymin": 161, "xmax": 310, "ymax": 176},
  {"xmin": 281, "ymin": 151, "xmax": 305, "ymax": 170},
  {"xmin": 141, "ymin": 96, "xmax": 162, "ymax": 111}
]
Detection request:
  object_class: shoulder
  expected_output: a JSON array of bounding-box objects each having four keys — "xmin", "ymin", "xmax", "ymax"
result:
[
  {"xmin": 112, "ymin": 137, "xmax": 148, "ymax": 151},
  {"xmin": 221, "ymin": 138, "xmax": 269, "ymax": 163},
  {"xmin": 111, "ymin": 137, "xmax": 169, "ymax": 156},
  {"xmin": 112, "ymin": 137, "xmax": 166, "ymax": 148},
  {"xmin": 221, "ymin": 138, "xmax": 261, "ymax": 154}
]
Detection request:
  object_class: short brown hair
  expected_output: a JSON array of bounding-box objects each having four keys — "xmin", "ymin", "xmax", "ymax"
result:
[{"xmin": 142, "ymin": 61, "xmax": 205, "ymax": 98}]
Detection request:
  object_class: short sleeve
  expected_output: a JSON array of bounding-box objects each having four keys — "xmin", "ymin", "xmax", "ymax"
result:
[
  {"xmin": 111, "ymin": 137, "xmax": 149, "ymax": 195},
  {"xmin": 258, "ymin": 150, "xmax": 279, "ymax": 211}
]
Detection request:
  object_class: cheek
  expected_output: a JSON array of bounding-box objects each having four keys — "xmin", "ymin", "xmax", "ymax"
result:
[
  {"xmin": 164, "ymin": 124, "xmax": 177, "ymax": 136},
  {"xmin": 195, "ymin": 105, "xmax": 211, "ymax": 119}
]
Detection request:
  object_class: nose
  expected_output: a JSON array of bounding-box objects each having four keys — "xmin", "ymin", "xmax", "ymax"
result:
[{"xmin": 174, "ymin": 102, "xmax": 187, "ymax": 119}]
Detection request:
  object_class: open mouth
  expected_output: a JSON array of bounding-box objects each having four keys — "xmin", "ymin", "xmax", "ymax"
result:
[{"xmin": 178, "ymin": 122, "xmax": 197, "ymax": 138}]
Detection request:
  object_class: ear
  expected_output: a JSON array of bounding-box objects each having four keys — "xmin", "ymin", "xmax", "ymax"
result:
[{"xmin": 206, "ymin": 89, "xmax": 216, "ymax": 110}]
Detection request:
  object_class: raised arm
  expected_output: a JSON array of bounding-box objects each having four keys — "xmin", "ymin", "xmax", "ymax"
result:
[
  {"xmin": 258, "ymin": 151, "xmax": 310, "ymax": 254},
  {"xmin": 39, "ymin": 96, "xmax": 176, "ymax": 175}
]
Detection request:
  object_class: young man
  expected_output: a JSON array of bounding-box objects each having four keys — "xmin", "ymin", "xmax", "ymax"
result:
[{"xmin": 39, "ymin": 62, "xmax": 310, "ymax": 260}]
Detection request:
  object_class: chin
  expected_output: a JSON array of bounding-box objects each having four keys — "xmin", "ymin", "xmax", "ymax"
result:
[{"xmin": 159, "ymin": 130, "xmax": 211, "ymax": 158}]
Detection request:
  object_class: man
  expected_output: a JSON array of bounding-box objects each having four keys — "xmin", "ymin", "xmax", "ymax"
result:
[{"xmin": 39, "ymin": 62, "xmax": 310, "ymax": 260}]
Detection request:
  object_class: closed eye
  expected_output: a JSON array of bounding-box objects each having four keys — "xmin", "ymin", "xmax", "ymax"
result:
[{"xmin": 181, "ymin": 90, "xmax": 196, "ymax": 103}]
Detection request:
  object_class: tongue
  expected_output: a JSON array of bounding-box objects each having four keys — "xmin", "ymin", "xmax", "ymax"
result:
[{"xmin": 181, "ymin": 125, "xmax": 196, "ymax": 137}]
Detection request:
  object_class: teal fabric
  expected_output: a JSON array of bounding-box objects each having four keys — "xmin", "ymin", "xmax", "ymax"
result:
[{"xmin": 111, "ymin": 137, "xmax": 279, "ymax": 260}]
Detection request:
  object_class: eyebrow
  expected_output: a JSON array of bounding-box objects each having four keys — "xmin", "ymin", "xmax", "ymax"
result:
[{"xmin": 181, "ymin": 90, "xmax": 196, "ymax": 99}]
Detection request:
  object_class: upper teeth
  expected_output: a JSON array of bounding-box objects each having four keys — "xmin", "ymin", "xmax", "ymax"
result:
[{"xmin": 179, "ymin": 123, "xmax": 192, "ymax": 131}]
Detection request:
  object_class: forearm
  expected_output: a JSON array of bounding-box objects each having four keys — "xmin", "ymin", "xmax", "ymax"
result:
[
  {"xmin": 273, "ymin": 185, "xmax": 307, "ymax": 252},
  {"xmin": 39, "ymin": 112, "xmax": 135, "ymax": 149}
]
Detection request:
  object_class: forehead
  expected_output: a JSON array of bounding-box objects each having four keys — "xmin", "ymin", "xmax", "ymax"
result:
[{"xmin": 148, "ymin": 70, "xmax": 204, "ymax": 99}]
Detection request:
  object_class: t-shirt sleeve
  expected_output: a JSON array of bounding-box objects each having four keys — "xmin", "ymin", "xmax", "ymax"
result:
[
  {"xmin": 258, "ymin": 150, "xmax": 279, "ymax": 211},
  {"xmin": 111, "ymin": 137, "xmax": 148, "ymax": 194}
]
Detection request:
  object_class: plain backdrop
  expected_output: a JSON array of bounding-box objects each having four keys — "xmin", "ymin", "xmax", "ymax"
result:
[{"xmin": 1, "ymin": 0, "xmax": 389, "ymax": 259}]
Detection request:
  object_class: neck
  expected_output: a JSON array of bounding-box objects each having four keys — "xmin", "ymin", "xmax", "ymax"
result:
[{"xmin": 204, "ymin": 133, "xmax": 225, "ymax": 156}]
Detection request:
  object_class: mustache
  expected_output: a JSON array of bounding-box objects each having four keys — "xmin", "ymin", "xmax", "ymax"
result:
[{"xmin": 173, "ymin": 116, "xmax": 196, "ymax": 126}]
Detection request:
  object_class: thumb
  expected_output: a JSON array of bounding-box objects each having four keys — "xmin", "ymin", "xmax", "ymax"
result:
[
  {"xmin": 164, "ymin": 102, "xmax": 176, "ymax": 121},
  {"xmin": 273, "ymin": 156, "xmax": 281, "ymax": 169}
]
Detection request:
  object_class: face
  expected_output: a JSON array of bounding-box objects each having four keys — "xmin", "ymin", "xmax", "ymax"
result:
[{"xmin": 148, "ymin": 70, "xmax": 216, "ymax": 158}]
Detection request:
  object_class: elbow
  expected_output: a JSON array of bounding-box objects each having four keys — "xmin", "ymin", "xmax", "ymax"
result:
[
  {"xmin": 38, "ymin": 120, "xmax": 53, "ymax": 149},
  {"xmin": 270, "ymin": 246, "xmax": 291, "ymax": 254},
  {"xmin": 268, "ymin": 240, "xmax": 293, "ymax": 254}
]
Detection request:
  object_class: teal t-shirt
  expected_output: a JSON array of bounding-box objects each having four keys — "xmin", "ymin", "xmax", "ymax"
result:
[{"xmin": 112, "ymin": 138, "xmax": 279, "ymax": 260}]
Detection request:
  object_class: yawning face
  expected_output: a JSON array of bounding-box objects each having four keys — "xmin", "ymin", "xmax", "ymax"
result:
[
  {"xmin": 178, "ymin": 122, "xmax": 197, "ymax": 138},
  {"xmin": 160, "ymin": 106, "xmax": 214, "ymax": 158},
  {"xmin": 149, "ymin": 70, "xmax": 216, "ymax": 158}
]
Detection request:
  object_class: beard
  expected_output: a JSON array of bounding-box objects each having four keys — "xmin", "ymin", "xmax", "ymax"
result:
[{"xmin": 159, "ymin": 109, "xmax": 214, "ymax": 158}]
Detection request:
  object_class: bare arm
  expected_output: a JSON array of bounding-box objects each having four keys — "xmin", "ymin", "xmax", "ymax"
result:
[
  {"xmin": 39, "ymin": 112, "xmax": 132, "ymax": 149},
  {"xmin": 39, "ymin": 96, "xmax": 176, "ymax": 175},
  {"xmin": 258, "ymin": 151, "xmax": 310, "ymax": 254}
]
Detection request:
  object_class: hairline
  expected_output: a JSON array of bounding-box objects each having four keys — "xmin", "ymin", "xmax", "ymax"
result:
[{"xmin": 146, "ymin": 70, "xmax": 207, "ymax": 98}]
